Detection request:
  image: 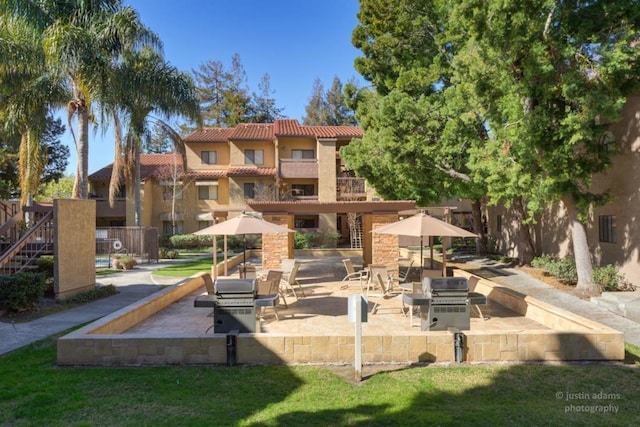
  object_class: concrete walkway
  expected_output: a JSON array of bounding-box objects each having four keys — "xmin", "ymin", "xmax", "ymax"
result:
[{"xmin": 2, "ymin": 255, "xmax": 640, "ymax": 357}]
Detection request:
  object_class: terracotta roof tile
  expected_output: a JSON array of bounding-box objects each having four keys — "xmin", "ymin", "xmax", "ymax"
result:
[
  {"xmin": 229, "ymin": 123, "xmax": 274, "ymax": 140},
  {"xmin": 227, "ymin": 167, "xmax": 276, "ymax": 176},
  {"xmin": 185, "ymin": 170, "xmax": 227, "ymax": 179},
  {"xmin": 307, "ymin": 126, "xmax": 363, "ymax": 138},
  {"xmin": 89, "ymin": 154, "xmax": 182, "ymax": 180},
  {"xmin": 184, "ymin": 127, "xmax": 234, "ymax": 142}
]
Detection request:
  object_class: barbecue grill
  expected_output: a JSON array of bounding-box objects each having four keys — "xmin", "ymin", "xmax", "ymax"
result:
[
  {"xmin": 213, "ymin": 278, "xmax": 256, "ymax": 333},
  {"xmin": 421, "ymin": 277, "xmax": 471, "ymax": 331}
]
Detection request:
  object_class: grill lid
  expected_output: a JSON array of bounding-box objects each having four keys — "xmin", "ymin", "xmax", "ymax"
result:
[
  {"xmin": 214, "ymin": 278, "xmax": 256, "ymax": 295},
  {"xmin": 423, "ymin": 277, "xmax": 469, "ymax": 294}
]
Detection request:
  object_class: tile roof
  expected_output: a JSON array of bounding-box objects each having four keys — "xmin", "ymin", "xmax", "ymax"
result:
[
  {"xmin": 184, "ymin": 127, "xmax": 234, "ymax": 142},
  {"xmin": 89, "ymin": 154, "xmax": 183, "ymax": 180},
  {"xmin": 229, "ymin": 123, "xmax": 274, "ymax": 140},
  {"xmin": 227, "ymin": 167, "xmax": 276, "ymax": 177},
  {"xmin": 184, "ymin": 119, "xmax": 363, "ymax": 142},
  {"xmin": 185, "ymin": 170, "xmax": 228, "ymax": 179}
]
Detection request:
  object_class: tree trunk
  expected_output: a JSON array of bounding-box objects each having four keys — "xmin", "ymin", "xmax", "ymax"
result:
[
  {"xmin": 134, "ymin": 145, "xmax": 141, "ymax": 226},
  {"xmin": 71, "ymin": 80, "xmax": 89, "ymax": 199},
  {"xmin": 511, "ymin": 197, "xmax": 535, "ymax": 265},
  {"xmin": 562, "ymin": 194, "xmax": 598, "ymax": 297},
  {"xmin": 471, "ymin": 199, "xmax": 488, "ymax": 255}
]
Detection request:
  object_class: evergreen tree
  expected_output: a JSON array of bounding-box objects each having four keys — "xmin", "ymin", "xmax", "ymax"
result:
[
  {"xmin": 303, "ymin": 77, "xmax": 357, "ymax": 125},
  {"xmin": 249, "ymin": 73, "xmax": 284, "ymax": 123},
  {"xmin": 302, "ymin": 78, "xmax": 327, "ymax": 125}
]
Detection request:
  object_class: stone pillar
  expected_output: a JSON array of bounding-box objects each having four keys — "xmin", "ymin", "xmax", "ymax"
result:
[
  {"xmin": 371, "ymin": 213, "xmax": 399, "ymax": 276},
  {"xmin": 54, "ymin": 199, "xmax": 96, "ymax": 299},
  {"xmin": 261, "ymin": 213, "xmax": 290, "ymax": 271}
]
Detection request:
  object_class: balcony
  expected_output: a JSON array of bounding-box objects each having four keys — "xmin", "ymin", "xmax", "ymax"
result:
[
  {"xmin": 336, "ymin": 177, "xmax": 366, "ymax": 200},
  {"xmin": 279, "ymin": 158, "xmax": 318, "ymax": 179},
  {"xmin": 94, "ymin": 198, "xmax": 126, "ymax": 218}
]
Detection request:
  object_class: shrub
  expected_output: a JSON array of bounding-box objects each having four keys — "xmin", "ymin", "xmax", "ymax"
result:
[
  {"xmin": 0, "ymin": 272, "xmax": 48, "ymax": 312},
  {"xmin": 294, "ymin": 232, "xmax": 339, "ymax": 249},
  {"xmin": 60, "ymin": 285, "xmax": 117, "ymax": 304},
  {"xmin": 531, "ymin": 255, "xmax": 577, "ymax": 285},
  {"xmin": 35, "ymin": 256, "xmax": 54, "ymax": 278},
  {"xmin": 593, "ymin": 265, "xmax": 634, "ymax": 292},
  {"xmin": 112, "ymin": 255, "xmax": 137, "ymax": 270}
]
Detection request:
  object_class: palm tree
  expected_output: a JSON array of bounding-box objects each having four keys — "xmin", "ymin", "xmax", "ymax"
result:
[
  {"xmin": 102, "ymin": 47, "xmax": 201, "ymax": 225},
  {"xmin": 0, "ymin": 9, "xmax": 69, "ymax": 210},
  {"xmin": 2, "ymin": 0, "xmax": 162, "ymax": 199}
]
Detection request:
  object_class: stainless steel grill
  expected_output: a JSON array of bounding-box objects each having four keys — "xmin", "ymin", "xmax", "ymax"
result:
[
  {"xmin": 213, "ymin": 279, "xmax": 256, "ymax": 333},
  {"xmin": 421, "ymin": 277, "xmax": 471, "ymax": 331}
]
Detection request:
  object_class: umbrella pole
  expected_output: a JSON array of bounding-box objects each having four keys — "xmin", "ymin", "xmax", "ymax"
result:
[
  {"xmin": 243, "ymin": 234, "xmax": 247, "ymax": 279},
  {"xmin": 212, "ymin": 235, "xmax": 218, "ymax": 280},
  {"xmin": 420, "ymin": 236, "xmax": 424, "ymax": 270},
  {"xmin": 224, "ymin": 236, "xmax": 228, "ymax": 275},
  {"xmin": 430, "ymin": 237, "xmax": 434, "ymax": 270},
  {"xmin": 442, "ymin": 240, "xmax": 447, "ymax": 277}
]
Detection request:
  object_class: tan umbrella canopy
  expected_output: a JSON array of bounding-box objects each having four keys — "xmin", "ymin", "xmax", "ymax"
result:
[
  {"xmin": 372, "ymin": 212, "xmax": 477, "ymax": 275},
  {"xmin": 194, "ymin": 213, "xmax": 295, "ymax": 278}
]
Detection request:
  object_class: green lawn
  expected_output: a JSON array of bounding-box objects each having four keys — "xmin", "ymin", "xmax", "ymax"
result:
[
  {"xmin": 148, "ymin": 257, "xmax": 217, "ymax": 278},
  {"xmin": 1, "ymin": 337, "xmax": 639, "ymax": 426}
]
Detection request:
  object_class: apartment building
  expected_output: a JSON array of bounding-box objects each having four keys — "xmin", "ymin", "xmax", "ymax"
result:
[{"xmin": 88, "ymin": 119, "xmax": 369, "ymax": 238}]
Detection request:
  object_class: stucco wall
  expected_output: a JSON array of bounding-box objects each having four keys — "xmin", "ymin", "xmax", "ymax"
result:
[{"xmin": 54, "ymin": 199, "xmax": 96, "ymax": 298}]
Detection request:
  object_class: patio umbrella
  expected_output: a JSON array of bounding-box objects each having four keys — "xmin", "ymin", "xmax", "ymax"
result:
[
  {"xmin": 194, "ymin": 213, "xmax": 295, "ymax": 278},
  {"xmin": 372, "ymin": 212, "xmax": 477, "ymax": 275}
]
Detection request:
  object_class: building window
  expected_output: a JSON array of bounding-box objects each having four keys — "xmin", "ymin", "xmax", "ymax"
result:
[
  {"xmin": 162, "ymin": 221, "xmax": 183, "ymax": 235},
  {"xmin": 599, "ymin": 215, "xmax": 617, "ymax": 243},
  {"xmin": 201, "ymin": 151, "xmax": 217, "ymax": 164},
  {"xmin": 198, "ymin": 221, "xmax": 212, "ymax": 230},
  {"xmin": 292, "ymin": 184, "xmax": 315, "ymax": 196},
  {"xmin": 244, "ymin": 149, "xmax": 264, "ymax": 165},
  {"xmin": 496, "ymin": 214, "xmax": 504, "ymax": 233},
  {"xmin": 198, "ymin": 185, "xmax": 218, "ymax": 200},
  {"xmin": 292, "ymin": 149, "xmax": 314, "ymax": 159},
  {"xmin": 294, "ymin": 215, "xmax": 318, "ymax": 229},
  {"xmin": 243, "ymin": 183, "xmax": 255, "ymax": 199},
  {"xmin": 162, "ymin": 184, "xmax": 183, "ymax": 200}
]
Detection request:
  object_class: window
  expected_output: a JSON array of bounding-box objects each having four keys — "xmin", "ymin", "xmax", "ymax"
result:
[
  {"xmin": 162, "ymin": 221, "xmax": 183, "ymax": 235},
  {"xmin": 198, "ymin": 185, "xmax": 218, "ymax": 200},
  {"xmin": 162, "ymin": 184, "xmax": 183, "ymax": 200},
  {"xmin": 201, "ymin": 151, "xmax": 217, "ymax": 164},
  {"xmin": 244, "ymin": 149, "xmax": 264, "ymax": 165},
  {"xmin": 243, "ymin": 183, "xmax": 255, "ymax": 199},
  {"xmin": 294, "ymin": 215, "xmax": 318, "ymax": 229},
  {"xmin": 292, "ymin": 149, "xmax": 314, "ymax": 159},
  {"xmin": 198, "ymin": 221, "xmax": 212, "ymax": 230},
  {"xmin": 599, "ymin": 215, "xmax": 617, "ymax": 243},
  {"xmin": 291, "ymin": 184, "xmax": 315, "ymax": 196},
  {"xmin": 496, "ymin": 214, "xmax": 504, "ymax": 233}
]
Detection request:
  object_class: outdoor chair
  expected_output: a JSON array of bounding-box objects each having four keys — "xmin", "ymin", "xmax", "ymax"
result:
[
  {"xmin": 366, "ymin": 264, "xmax": 391, "ymax": 296},
  {"xmin": 341, "ymin": 259, "xmax": 367, "ymax": 290},
  {"xmin": 390, "ymin": 260, "xmax": 415, "ymax": 293},
  {"xmin": 280, "ymin": 258, "xmax": 296, "ymax": 274},
  {"xmin": 281, "ymin": 264, "xmax": 305, "ymax": 298},
  {"xmin": 369, "ymin": 273, "xmax": 403, "ymax": 315},
  {"xmin": 255, "ymin": 279, "xmax": 280, "ymax": 321},
  {"xmin": 265, "ymin": 270, "xmax": 287, "ymax": 308}
]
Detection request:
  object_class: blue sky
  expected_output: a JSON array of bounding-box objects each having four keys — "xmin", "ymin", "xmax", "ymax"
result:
[{"xmin": 62, "ymin": 0, "xmax": 363, "ymax": 174}]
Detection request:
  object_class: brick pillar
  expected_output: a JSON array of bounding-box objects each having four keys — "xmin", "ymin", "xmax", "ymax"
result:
[
  {"xmin": 371, "ymin": 213, "xmax": 399, "ymax": 276},
  {"xmin": 261, "ymin": 213, "xmax": 290, "ymax": 271}
]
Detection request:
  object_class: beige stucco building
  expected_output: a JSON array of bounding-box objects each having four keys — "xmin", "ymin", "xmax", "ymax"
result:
[
  {"xmin": 88, "ymin": 119, "xmax": 372, "ymax": 242},
  {"xmin": 485, "ymin": 95, "xmax": 640, "ymax": 286}
]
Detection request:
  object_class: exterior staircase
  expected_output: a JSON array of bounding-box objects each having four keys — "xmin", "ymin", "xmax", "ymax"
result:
[
  {"xmin": 0, "ymin": 210, "xmax": 54, "ymax": 274},
  {"xmin": 349, "ymin": 214, "xmax": 363, "ymax": 249}
]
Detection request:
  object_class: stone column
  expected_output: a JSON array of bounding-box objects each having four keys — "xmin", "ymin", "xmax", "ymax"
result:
[
  {"xmin": 371, "ymin": 213, "xmax": 399, "ymax": 276},
  {"xmin": 261, "ymin": 213, "xmax": 290, "ymax": 271}
]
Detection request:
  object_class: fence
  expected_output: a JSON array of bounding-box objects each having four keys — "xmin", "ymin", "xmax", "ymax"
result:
[{"xmin": 96, "ymin": 227, "xmax": 159, "ymax": 267}]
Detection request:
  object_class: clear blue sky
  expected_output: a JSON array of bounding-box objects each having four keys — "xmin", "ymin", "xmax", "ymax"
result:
[{"xmin": 62, "ymin": 0, "xmax": 363, "ymax": 174}]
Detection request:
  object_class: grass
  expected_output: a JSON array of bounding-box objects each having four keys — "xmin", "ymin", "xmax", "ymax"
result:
[
  {"xmin": 151, "ymin": 257, "xmax": 217, "ymax": 277},
  {"xmin": 1, "ymin": 336, "xmax": 639, "ymax": 426}
]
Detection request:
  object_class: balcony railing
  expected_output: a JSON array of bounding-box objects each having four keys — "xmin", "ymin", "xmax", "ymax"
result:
[
  {"xmin": 336, "ymin": 177, "xmax": 366, "ymax": 200},
  {"xmin": 279, "ymin": 158, "xmax": 318, "ymax": 178},
  {"xmin": 94, "ymin": 198, "xmax": 126, "ymax": 218}
]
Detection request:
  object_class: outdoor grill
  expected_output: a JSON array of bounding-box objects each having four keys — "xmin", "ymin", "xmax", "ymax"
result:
[
  {"xmin": 213, "ymin": 278, "xmax": 256, "ymax": 333},
  {"xmin": 421, "ymin": 277, "xmax": 471, "ymax": 331}
]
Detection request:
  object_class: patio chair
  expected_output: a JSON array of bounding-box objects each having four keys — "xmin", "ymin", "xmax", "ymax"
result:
[
  {"xmin": 369, "ymin": 273, "xmax": 403, "ymax": 315},
  {"xmin": 341, "ymin": 259, "xmax": 367, "ymax": 290},
  {"xmin": 255, "ymin": 279, "xmax": 280, "ymax": 321},
  {"xmin": 280, "ymin": 258, "xmax": 296, "ymax": 274},
  {"xmin": 265, "ymin": 270, "xmax": 287, "ymax": 308},
  {"xmin": 281, "ymin": 264, "xmax": 305, "ymax": 298},
  {"xmin": 390, "ymin": 260, "xmax": 415, "ymax": 292},
  {"xmin": 366, "ymin": 264, "xmax": 390, "ymax": 295}
]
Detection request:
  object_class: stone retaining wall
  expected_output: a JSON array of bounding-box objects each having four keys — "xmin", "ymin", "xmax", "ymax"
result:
[{"xmin": 57, "ymin": 268, "xmax": 625, "ymax": 366}]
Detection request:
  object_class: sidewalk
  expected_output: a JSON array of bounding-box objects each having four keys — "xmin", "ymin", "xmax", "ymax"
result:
[
  {"xmin": 451, "ymin": 255, "xmax": 640, "ymax": 347},
  {"xmin": 2, "ymin": 255, "xmax": 640, "ymax": 357},
  {"xmin": 0, "ymin": 261, "xmax": 180, "ymax": 356}
]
